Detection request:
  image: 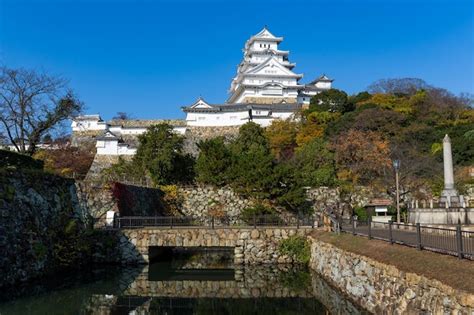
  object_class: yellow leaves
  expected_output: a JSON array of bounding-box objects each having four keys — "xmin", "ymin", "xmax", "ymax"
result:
[
  {"xmin": 265, "ymin": 119, "xmax": 298, "ymax": 159},
  {"xmin": 33, "ymin": 149, "xmax": 55, "ymax": 172},
  {"xmin": 358, "ymin": 92, "xmax": 423, "ymax": 114},
  {"xmin": 295, "ymin": 123, "xmax": 324, "ymax": 147},
  {"xmin": 159, "ymin": 184, "xmax": 182, "ymax": 215},
  {"xmin": 295, "ymin": 112, "xmax": 340, "ymax": 147},
  {"xmin": 430, "ymin": 143, "xmax": 442, "ymax": 155}
]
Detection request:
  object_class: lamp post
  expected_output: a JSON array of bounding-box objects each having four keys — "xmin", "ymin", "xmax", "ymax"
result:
[{"xmin": 393, "ymin": 160, "xmax": 401, "ymax": 224}]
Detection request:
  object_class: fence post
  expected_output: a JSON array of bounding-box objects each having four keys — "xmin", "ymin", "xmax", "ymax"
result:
[
  {"xmin": 170, "ymin": 217, "xmax": 173, "ymax": 229},
  {"xmin": 456, "ymin": 224, "xmax": 464, "ymax": 259},
  {"xmin": 253, "ymin": 214, "xmax": 256, "ymax": 229},
  {"xmin": 311, "ymin": 216, "xmax": 315, "ymax": 229},
  {"xmin": 297, "ymin": 215, "xmax": 300, "ymax": 229},
  {"xmin": 367, "ymin": 216, "xmax": 372, "ymax": 240},
  {"xmin": 416, "ymin": 223, "xmax": 422, "ymax": 250},
  {"xmin": 352, "ymin": 216, "xmax": 356, "ymax": 235},
  {"xmin": 388, "ymin": 220, "xmax": 393, "ymax": 245},
  {"xmin": 212, "ymin": 216, "xmax": 215, "ymax": 229}
]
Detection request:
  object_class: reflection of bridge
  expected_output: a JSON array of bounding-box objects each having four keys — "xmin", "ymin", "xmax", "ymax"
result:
[{"xmin": 88, "ymin": 266, "xmax": 363, "ymax": 315}]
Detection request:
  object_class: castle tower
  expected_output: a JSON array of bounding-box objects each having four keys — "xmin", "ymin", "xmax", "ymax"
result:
[{"xmin": 227, "ymin": 27, "xmax": 304, "ymax": 104}]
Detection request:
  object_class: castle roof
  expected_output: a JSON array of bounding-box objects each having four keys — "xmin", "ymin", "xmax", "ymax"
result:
[
  {"xmin": 182, "ymin": 102, "xmax": 301, "ymax": 113},
  {"xmin": 309, "ymin": 74, "xmax": 333, "ymax": 85}
]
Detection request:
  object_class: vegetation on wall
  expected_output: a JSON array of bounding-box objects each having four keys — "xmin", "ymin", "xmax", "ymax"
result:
[
  {"xmin": 103, "ymin": 124, "xmax": 195, "ymax": 185},
  {"xmin": 279, "ymin": 235, "xmax": 311, "ymax": 264},
  {"xmin": 1, "ymin": 149, "xmax": 44, "ymax": 170}
]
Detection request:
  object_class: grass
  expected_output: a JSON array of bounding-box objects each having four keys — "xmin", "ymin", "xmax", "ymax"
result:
[{"xmin": 311, "ymin": 230, "xmax": 474, "ymax": 293}]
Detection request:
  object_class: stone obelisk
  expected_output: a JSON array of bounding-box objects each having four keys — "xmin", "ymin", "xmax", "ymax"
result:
[{"xmin": 441, "ymin": 134, "xmax": 458, "ymax": 201}]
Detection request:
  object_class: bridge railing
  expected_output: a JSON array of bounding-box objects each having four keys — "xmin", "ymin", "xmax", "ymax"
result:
[
  {"xmin": 114, "ymin": 215, "xmax": 316, "ymax": 229},
  {"xmin": 340, "ymin": 217, "xmax": 474, "ymax": 260}
]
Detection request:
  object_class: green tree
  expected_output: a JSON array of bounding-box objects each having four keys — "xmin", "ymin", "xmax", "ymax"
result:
[
  {"xmin": 228, "ymin": 122, "xmax": 275, "ymax": 199},
  {"xmin": 195, "ymin": 137, "xmax": 231, "ymax": 185},
  {"xmin": 294, "ymin": 138, "xmax": 336, "ymax": 187},
  {"xmin": 134, "ymin": 124, "xmax": 194, "ymax": 185},
  {"xmin": 307, "ymin": 88, "xmax": 352, "ymax": 113},
  {"xmin": 349, "ymin": 91, "xmax": 372, "ymax": 104}
]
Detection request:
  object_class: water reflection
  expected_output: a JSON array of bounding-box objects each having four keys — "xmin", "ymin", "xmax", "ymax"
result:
[{"xmin": 0, "ymin": 251, "xmax": 364, "ymax": 315}]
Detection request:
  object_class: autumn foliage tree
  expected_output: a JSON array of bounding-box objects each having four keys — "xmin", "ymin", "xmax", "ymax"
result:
[
  {"xmin": 265, "ymin": 119, "xmax": 298, "ymax": 160},
  {"xmin": 333, "ymin": 129, "xmax": 391, "ymax": 185}
]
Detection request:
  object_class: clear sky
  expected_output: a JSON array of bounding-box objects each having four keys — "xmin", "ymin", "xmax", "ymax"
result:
[{"xmin": 1, "ymin": 0, "xmax": 473, "ymax": 120}]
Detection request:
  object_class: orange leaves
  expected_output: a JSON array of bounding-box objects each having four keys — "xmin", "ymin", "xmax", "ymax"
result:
[{"xmin": 333, "ymin": 129, "xmax": 391, "ymax": 185}]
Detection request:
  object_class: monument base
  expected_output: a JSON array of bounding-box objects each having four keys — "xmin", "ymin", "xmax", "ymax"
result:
[
  {"xmin": 408, "ymin": 207, "xmax": 473, "ymax": 225},
  {"xmin": 440, "ymin": 188, "xmax": 459, "ymax": 203}
]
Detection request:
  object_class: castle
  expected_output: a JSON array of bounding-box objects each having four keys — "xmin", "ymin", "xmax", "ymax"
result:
[{"xmin": 72, "ymin": 27, "xmax": 332, "ymax": 156}]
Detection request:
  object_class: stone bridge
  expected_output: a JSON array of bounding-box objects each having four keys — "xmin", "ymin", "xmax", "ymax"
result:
[{"xmin": 118, "ymin": 227, "xmax": 314, "ymax": 264}]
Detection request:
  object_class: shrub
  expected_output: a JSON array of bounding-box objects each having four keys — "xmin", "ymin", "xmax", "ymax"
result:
[
  {"xmin": 240, "ymin": 203, "xmax": 279, "ymax": 223},
  {"xmin": 353, "ymin": 206, "xmax": 368, "ymax": 221},
  {"xmin": 279, "ymin": 236, "xmax": 311, "ymax": 264},
  {"xmin": 0, "ymin": 149, "xmax": 44, "ymax": 170}
]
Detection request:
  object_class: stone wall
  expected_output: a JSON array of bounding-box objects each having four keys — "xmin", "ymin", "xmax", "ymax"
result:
[
  {"xmin": 118, "ymin": 227, "xmax": 313, "ymax": 265},
  {"xmin": 307, "ymin": 186, "xmax": 391, "ymax": 218},
  {"xmin": 183, "ymin": 126, "xmax": 240, "ymax": 156},
  {"xmin": 177, "ymin": 185, "xmax": 254, "ymax": 224},
  {"xmin": 76, "ymin": 181, "xmax": 169, "ymax": 221},
  {"xmin": 308, "ymin": 236, "xmax": 474, "ymax": 314},
  {"xmin": 0, "ymin": 169, "xmax": 87, "ymax": 287}
]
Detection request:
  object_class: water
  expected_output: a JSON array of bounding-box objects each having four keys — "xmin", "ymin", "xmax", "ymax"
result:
[{"xmin": 0, "ymin": 250, "xmax": 363, "ymax": 314}]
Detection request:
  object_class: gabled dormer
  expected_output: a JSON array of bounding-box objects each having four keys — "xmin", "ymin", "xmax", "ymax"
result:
[
  {"xmin": 190, "ymin": 97, "xmax": 213, "ymax": 109},
  {"xmin": 244, "ymin": 56, "xmax": 302, "ymax": 78},
  {"xmin": 96, "ymin": 130, "xmax": 119, "ymax": 141}
]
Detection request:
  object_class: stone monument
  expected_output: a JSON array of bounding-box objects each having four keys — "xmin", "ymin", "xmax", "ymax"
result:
[{"xmin": 440, "ymin": 134, "xmax": 459, "ymax": 204}]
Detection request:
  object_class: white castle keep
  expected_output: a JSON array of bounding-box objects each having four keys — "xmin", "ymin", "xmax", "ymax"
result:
[{"xmin": 72, "ymin": 27, "xmax": 333, "ymax": 155}]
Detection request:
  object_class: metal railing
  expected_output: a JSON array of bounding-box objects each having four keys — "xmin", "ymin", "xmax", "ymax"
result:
[
  {"xmin": 112, "ymin": 214, "xmax": 316, "ymax": 229},
  {"xmin": 340, "ymin": 217, "xmax": 474, "ymax": 260}
]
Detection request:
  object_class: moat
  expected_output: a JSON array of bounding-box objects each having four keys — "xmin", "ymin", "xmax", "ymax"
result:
[{"xmin": 0, "ymin": 249, "xmax": 362, "ymax": 314}]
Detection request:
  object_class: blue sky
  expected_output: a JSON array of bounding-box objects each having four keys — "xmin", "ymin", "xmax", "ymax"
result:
[{"xmin": 1, "ymin": 0, "xmax": 473, "ymax": 120}]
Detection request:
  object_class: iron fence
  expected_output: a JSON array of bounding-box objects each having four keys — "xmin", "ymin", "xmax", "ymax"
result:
[
  {"xmin": 340, "ymin": 217, "xmax": 474, "ymax": 260},
  {"xmin": 112, "ymin": 214, "xmax": 316, "ymax": 230}
]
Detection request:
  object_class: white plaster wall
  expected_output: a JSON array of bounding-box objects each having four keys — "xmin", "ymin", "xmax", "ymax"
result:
[
  {"xmin": 315, "ymin": 81, "xmax": 332, "ymax": 89},
  {"xmin": 71, "ymin": 119, "xmax": 107, "ymax": 132},
  {"xmin": 185, "ymin": 111, "xmax": 295, "ymax": 127},
  {"xmin": 186, "ymin": 111, "xmax": 250, "ymax": 127},
  {"xmin": 96, "ymin": 139, "xmax": 136, "ymax": 155},
  {"xmin": 297, "ymin": 95, "xmax": 311, "ymax": 105}
]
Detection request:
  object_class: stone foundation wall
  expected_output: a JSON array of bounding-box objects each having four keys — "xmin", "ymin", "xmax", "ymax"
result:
[
  {"xmin": 177, "ymin": 185, "xmax": 254, "ymax": 224},
  {"xmin": 118, "ymin": 227, "xmax": 313, "ymax": 265},
  {"xmin": 307, "ymin": 186, "xmax": 391, "ymax": 218},
  {"xmin": 76, "ymin": 181, "xmax": 169, "ymax": 221},
  {"xmin": 308, "ymin": 236, "xmax": 474, "ymax": 314},
  {"xmin": 183, "ymin": 126, "xmax": 240, "ymax": 156},
  {"xmin": 0, "ymin": 170, "xmax": 87, "ymax": 287}
]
